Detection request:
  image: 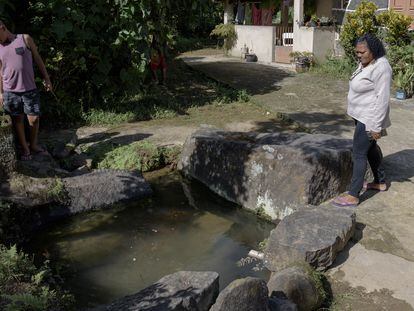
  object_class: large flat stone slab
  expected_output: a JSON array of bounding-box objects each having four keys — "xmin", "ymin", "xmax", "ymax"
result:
[
  {"xmin": 93, "ymin": 271, "xmax": 219, "ymax": 311},
  {"xmin": 63, "ymin": 169, "xmax": 152, "ymax": 213},
  {"xmin": 0, "ymin": 169, "xmax": 152, "ymax": 229},
  {"xmin": 264, "ymin": 206, "xmax": 356, "ymax": 272},
  {"xmin": 178, "ymin": 128, "xmax": 353, "ymax": 220}
]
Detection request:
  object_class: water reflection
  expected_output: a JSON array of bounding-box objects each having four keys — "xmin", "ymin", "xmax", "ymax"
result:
[{"xmin": 31, "ymin": 170, "xmax": 275, "ymax": 309}]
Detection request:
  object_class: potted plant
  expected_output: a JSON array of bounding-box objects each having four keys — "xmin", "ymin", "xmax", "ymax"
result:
[
  {"xmin": 210, "ymin": 23, "xmax": 238, "ymax": 56},
  {"xmin": 290, "ymin": 51, "xmax": 315, "ymax": 72},
  {"xmin": 394, "ymin": 67, "xmax": 414, "ymax": 100},
  {"xmin": 310, "ymin": 14, "xmax": 319, "ymax": 27},
  {"xmin": 319, "ymin": 16, "xmax": 332, "ymax": 26}
]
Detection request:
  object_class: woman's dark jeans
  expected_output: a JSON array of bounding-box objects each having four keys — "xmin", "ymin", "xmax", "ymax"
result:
[{"xmin": 349, "ymin": 120, "xmax": 386, "ymax": 197}]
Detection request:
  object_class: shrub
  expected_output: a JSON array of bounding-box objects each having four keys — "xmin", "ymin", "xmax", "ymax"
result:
[
  {"xmin": 387, "ymin": 45, "xmax": 414, "ymax": 74},
  {"xmin": 377, "ymin": 9, "xmax": 412, "ymax": 46},
  {"xmin": 394, "ymin": 66, "xmax": 414, "ymax": 97},
  {"xmin": 339, "ymin": 1, "xmax": 379, "ymax": 60},
  {"xmin": 0, "ymin": 245, "xmax": 75, "ymax": 311},
  {"xmin": 311, "ymin": 56, "xmax": 356, "ymax": 79},
  {"xmin": 210, "ymin": 23, "xmax": 237, "ymax": 55}
]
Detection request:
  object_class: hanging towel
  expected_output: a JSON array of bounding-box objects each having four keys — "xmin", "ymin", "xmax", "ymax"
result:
[
  {"xmin": 252, "ymin": 3, "xmax": 262, "ymax": 25},
  {"xmin": 235, "ymin": 1, "xmax": 245, "ymax": 24},
  {"xmin": 261, "ymin": 8, "xmax": 274, "ymax": 26},
  {"xmin": 244, "ymin": 3, "xmax": 252, "ymax": 25}
]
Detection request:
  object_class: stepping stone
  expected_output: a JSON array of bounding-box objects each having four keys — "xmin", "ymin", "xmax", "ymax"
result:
[{"xmin": 264, "ymin": 206, "xmax": 356, "ymax": 271}]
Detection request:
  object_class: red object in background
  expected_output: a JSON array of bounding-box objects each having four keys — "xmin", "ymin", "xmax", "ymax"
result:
[{"xmin": 252, "ymin": 3, "xmax": 262, "ymax": 25}]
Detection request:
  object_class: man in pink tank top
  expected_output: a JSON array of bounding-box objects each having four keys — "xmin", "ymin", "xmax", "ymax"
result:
[{"xmin": 0, "ymin": 20, "xmax": 52, "ymax": 160}]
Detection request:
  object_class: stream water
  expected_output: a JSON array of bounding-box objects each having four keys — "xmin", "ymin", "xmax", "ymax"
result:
[{"xmin": 30, "ymin": 168, "xmax": 275, "ymax": 309}]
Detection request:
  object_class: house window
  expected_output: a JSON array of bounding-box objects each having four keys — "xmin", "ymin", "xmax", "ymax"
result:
[
  {"xmin": 332, "ymin": 0, "xmax": 349, "ymax": 25},
  {"xmin": 332, "ymin": 0, "xmax": 349, "ymax": 10}
]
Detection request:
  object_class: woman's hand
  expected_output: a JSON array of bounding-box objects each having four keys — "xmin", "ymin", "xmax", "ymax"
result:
[{"xmin": 370, "ymin": 131, "xmax": 381, "ymax": 140}]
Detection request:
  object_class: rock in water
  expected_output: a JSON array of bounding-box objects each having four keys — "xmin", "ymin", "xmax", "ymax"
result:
[
  {"xmin": 264, "ymin": 206, "xmax": 356, "ymax": 272},
  {"xmin": 63, "ymin": 169, "xmax": 152, "ymax": 214},
  {"xmin": 178, "ymin": 128, "xmax": 353, "ymax": 220},
  {"xmin": 210, "ymin": 277, "xmax": 269, "ymax": 311},
  {"xmin": 93, "ymin": 271, "xmax": 219, "ymax": 311}
]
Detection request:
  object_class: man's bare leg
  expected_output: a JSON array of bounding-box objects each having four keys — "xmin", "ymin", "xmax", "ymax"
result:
[
  {"xmin": 27, "ymin": 115, "xmax": 43, "ymax": 153},
  {"xmin": 12, "ymin": 114, "xmax": 30, "ymax": 156}
]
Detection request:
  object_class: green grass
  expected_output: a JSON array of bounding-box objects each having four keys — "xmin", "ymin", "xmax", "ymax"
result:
[
  {"xmin": 84, "ymin": 140, "xmax": 182, "ymax": 172},
  {"xmin": 79, "ymin": 58, "xmax": 251, "ymax": 127},
  {"xmin": 311, "ymin": 56, "xmax": 356, "ymax": 80}
]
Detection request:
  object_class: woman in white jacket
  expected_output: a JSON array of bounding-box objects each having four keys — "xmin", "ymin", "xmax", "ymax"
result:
[{"xmin": 333, "ymin": 33, "xmax": 392, "ymax": 207}]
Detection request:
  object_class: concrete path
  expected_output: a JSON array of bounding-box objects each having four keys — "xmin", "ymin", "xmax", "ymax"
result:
[{"xmin": 181, "ymin": 50, "xmax": 414, "ymax": 309}]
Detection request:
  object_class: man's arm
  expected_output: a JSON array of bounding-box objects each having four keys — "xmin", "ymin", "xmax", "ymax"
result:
[{"xmin": 23, "ymin": 34, "xmax": 52, "ymax": 92}]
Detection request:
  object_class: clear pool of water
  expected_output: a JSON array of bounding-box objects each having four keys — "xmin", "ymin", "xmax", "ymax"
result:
[{"xmin": 31, "ymin": 169, "xmax": 275, "ymax": 309}]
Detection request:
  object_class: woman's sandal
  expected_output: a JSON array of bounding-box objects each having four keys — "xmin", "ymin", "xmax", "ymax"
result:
[
  {"xmin": 363, "ymin": 182, "xmax": 388, "ymax": 192},
  {"xmin": 331, "ymin": 194, "xmax": 359, "ymax": 208}
]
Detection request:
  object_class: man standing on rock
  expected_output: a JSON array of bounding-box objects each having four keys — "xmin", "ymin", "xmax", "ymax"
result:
[{"xmin": 0, "ymin": 20, "xmax": 52, "ymax": 160}]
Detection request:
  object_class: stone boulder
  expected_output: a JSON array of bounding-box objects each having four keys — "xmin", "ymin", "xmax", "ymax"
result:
[
  {"xmin": 267, "ymin": 266, "xmax": 323, "ymax": 311},
  {"xmin": 264, "ymin": 206, "xmax": 356, "ymax": 272},
  {"xmin": 63, "ymin": 169, "xmax": 152, "ymax": 213},
  {"xmin": 210, "ymin": 277, "xmax": 270, "ymax": 311},
  {"xmin": 178, "ymin": 128, "xmax": 352, "ymax": 220},
  {"xmin": 0, "ymin": 115, "xmax": 16, "ymax": 180},
  {"xmin": 17, "ymin": 152, "xmax": 70, "ymax": 178},
  {"xmin": 0, "ymin": 169, "xmax": 152, "ymax": 227},
  {"xmin": 93, "ymin": 271, "xmax": 219, "ymax": 311}
]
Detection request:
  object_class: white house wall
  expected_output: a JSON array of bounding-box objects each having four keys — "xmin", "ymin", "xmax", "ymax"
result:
[
  {"xmin": 231, "ymin": 26, "xmax": 276, "ymax": 63},
  {"xmin": 293, "ymin": 27, "xmax": 336, "ymax": 63},
  {"xmin": 293, "ymin": 27, "xmax": 314, "ymax": 55}
]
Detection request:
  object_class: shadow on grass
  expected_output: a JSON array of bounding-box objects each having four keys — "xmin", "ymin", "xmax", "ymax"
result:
[{"xmin": 187, "ymin": 61, "xmax": 292, "ymax": 95}]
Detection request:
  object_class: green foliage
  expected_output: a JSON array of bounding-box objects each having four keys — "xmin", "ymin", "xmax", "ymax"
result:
[
  {"xmin": 0, "ymin": 245, "xmax": 75, "ymax": 311},
  {"xmin": 210, "ymin": 24, "xmax": 237, "ymax": 55},
  {"xmin": 340, "ymin": 2, "xmax": 412, "ymax": 61},
  {"xmin": 311, "ymin": 56, "xmax": 356, "ymax": 79},
  {"xmin": 258, "ymin": 238, "xmax": 268, "ymax": 251},
  {"xmin": 96, "ymin": 140, "xmax": 181, "ymax": 172},
  {"xmin": 394, "ymin": 66, "xmax": 414, "ymax": 97},
  {"xmin": 339, "ymin": 1, "xmax": 379, "ymax": 60},
  {"xmin": 5, "ymin": 0, "xmax": 221, "ymax": 126},
  {"xmin": 388, "ymin": 45, "xmax": 414, "ymax": 97},
  {"xmin": 83, "ymin": 109, "xmax": 136, "ymax": 126},
  {"xmin": 47, "ymin": 178, "xmax": 67, "ymax": 202},
  {"xmin": 98, "ymin": 141, "xmax": 162, "ymax": 171},
  {"xmin": 377, "ymin": 9, "xmax": 412, "ymax": 46},
  {"xmin": 387, "ymin": 45, "xmax": 414, "ymax": 75}
]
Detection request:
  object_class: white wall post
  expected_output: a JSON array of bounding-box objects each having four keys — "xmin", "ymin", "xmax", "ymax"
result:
[
  {"xmin": 224, "ymin": 0, "xmax": 234, "ymax": 24},
  {"xmin": 293, "ymin": 0, "xmax": 304, "ymax": 52}
]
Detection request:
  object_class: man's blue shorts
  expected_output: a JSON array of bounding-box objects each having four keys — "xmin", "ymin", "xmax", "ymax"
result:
[{"xmin": 3, "ymin": 89, "xmax": 41, "ymax": 116}]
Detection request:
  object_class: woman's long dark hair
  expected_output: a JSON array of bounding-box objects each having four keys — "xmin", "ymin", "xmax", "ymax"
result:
[{"xmin": 355, "ymin": 33, "xmax": 386, "ymax": 59}]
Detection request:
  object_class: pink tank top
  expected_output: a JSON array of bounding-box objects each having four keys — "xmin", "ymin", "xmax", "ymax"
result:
[{"xmin": 0, "ymin": 34, "xmax": 36, "ymax": 92}]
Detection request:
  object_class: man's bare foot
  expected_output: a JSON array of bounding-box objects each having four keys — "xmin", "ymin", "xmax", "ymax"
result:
[{"xmin": 30, "ymin": 145, "xmax": 49, "ymax": 155}]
